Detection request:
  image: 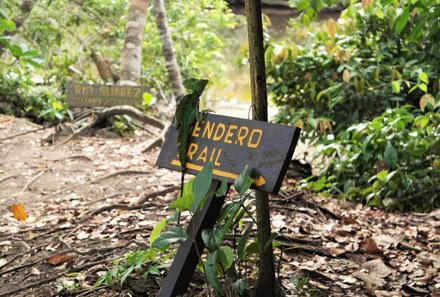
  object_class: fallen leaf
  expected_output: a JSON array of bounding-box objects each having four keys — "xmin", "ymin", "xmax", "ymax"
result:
[
  {"xmin": 0, "ymin": 259, "xmax": 7, "ymax": 267},
  {"xmin": 330, "ymin": 247, "xmax": 346, "ymax": 257},
  {"xmin": 48, "ymin": 253, "xmax": 75, "ymax": 266},
  {"xmin": 345, "ymin": 242, "xmax": 359, "ymax": 252},
  {"xmin": 10, "ymin": 203, "xmax": 28, "ymax": 222},
  {"xmin": 31, "ymin": 267, "xmax": 41, "ymax": 275},
  {"xmin": 361, "ymin": 236, "xmax": 382, "ymax": 254},
  {"xmin": 372, "ymin": 234, "xmax": 401, "ymax": 249},
  {"xmin": 353, "ymin": 259, "xmax": 393, "ymax": 288}
]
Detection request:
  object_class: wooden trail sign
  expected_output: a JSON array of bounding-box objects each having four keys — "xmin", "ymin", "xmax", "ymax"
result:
[
  {"xmin": 66, "ymin": 82, "xmax": 150, "ymax": 107},
  {"xmin": 156, "ymin": 113, "xmax": 301, "ymax": 194},
  {"xmin": 155, "ymin": 114, "xmax": 300, "ymax": 297}
]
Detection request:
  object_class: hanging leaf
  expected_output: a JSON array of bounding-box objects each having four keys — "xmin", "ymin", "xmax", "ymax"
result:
[
  {"xmin": 218, "ymin": 246, "xmax": 234, "ymax": 269},
  {"xmin": 151, "ymin": 226, "xmax": 187, "ymax": 249},
  {"xmin": 238, "ymin": 222, "xmax": 254, "ymax": 261},
  {"xmin": 205, "ymin": 251, "xmax": 223, "ymax": 293},
  {"xmin": 384, "ymin": 142, "xmax": 398, "ymax": 168},
  {"xmin": 11, "ymin": 203, "xmax": 27, "ymax": 221},
  {"xmin": 142, "ymin": 92, "xmax": 153, "ymax": 107},
  {"xmin": 234, "ymin": 165, "xmax": 253, "ymax": 195},
  {"xmin": 394, "ymin": 9, "xmax": 410, "ymax": 33},
  {"xmin": 191, "ymin": 161, "xmax": 213, "ymax": 213},
  {"xmin": 215, "ymin": 179, "xmax": 228, "ymax": 197},
  {"xmin": 391, "ymin": 81, "xmax": 400, "ymax": 94},
  {"xmin": 418, "ymin": 72, "xmax": 428, "ymax": 84},
  {"xmin": 149, "ymin": 218, "xmax": 167, "ymax": 246}
]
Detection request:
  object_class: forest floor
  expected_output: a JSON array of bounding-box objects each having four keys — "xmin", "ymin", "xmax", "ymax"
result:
[{"xmin": 0, "ymin": 114, "xmax": 439, "ymax": 297}]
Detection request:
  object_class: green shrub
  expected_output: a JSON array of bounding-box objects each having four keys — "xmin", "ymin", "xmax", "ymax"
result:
[
  {"xmin": 305, "ymin": 104, "xmax": 440, "ymax": 211},
  {"xmin": 267, "ymin": 0, "xmax": 439, "ymax": 142}
]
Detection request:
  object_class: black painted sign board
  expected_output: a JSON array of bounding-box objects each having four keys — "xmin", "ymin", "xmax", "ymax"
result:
[
  {"xmin": 66, "ymin": 82, "xmax": 149, "ymax": 107},
  {"xmin": 156, "ymin": 113, "xmax": 301, "ymax": 194},
  {"xmin": 155, "ymin": 113, "xmax": 300, "ymax": 297}
]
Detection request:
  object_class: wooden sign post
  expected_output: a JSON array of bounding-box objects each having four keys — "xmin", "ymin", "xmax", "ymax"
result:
[
  {"xmin": 66, "ymin": 82, "xmax": 150, "ymax": 107},
  {"xmin": 156, "ymin": 113, "xmax": 300, "ymax": 296}
]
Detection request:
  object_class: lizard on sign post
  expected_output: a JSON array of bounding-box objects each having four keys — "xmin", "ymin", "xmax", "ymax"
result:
[{"xmin": 173, "ymin": 78, "xmax": 209, "ymax": 202}]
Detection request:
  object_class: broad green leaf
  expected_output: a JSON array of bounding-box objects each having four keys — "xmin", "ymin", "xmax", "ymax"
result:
[
  {"xmin": 8, "ymin": 44, "xmax": 23, "ymax": 57},
  {"xmin": 169, "ymin": 193, "xmax": 193, "ymax": 211},
  {"xmin": 149, "ymin": 218, "xmax": 167, "ymax": 246},
  {"xmin": 376, "ymin": 8, "xmax": 384, "ymax": 19},
  {"xmin": 215, "ymin": 179, "xmax": 228, "ymax": 197},
  {"xmin": 394, "ymin": 9, "xmax": 410, "ymax": 33},
  {"xmin": 201, "ymin": 227, "xmax": 222, "ymax": 251},
  {"xmin": 418, "ymin": 83, "xmax": 427, "ymax": 93},
  {"xmin": 191, "ymin": 161, "xmax": 213, "ymax": 213},
  {"xmin": 152, "ymin": 226, "xmax": 187, "ymax": 249},
  {"xmin": 218, "ymin": 246, "xmax": 233, "ymax": 268},
  {"xmin": 205, "ymin": 251, "xmax": 223, "ymax": 293},
  {"xmin": 238, "ymin": 222, "xmax": 253, "ymax": 261},
  {"xmin": 302, "ymin": 13, "xmax": 311, "ymax": 26},
  {"xmin": 51, "ymin": 101, "xmax": 63, "ymax": 110},
  {"xmin": 22, "ymin": 58, "xmax": 42, "ymax": 68},
  {"xmin": 418, "ymin": 72, "xmax": 428, "ymax": 84},
  {"xmin": 0, "ymin": 19, "xmax": 15, "ymax": 33},
  {"xmin": 263, "ymin": 232, "xmax": 281, "ymax": 252},
  {"xmin": 21, "ymin": 50, "xmax": 38, "ymax": 57},
  {"xmin": 376, "ymin": 169, "xmax": 388, "ymax": 182},
  {"xmin": 391, "ymin": 81, "xmax": 400, "ymax": 94},
  {"xmin": 142, "ymin": 92, "xmax": 153, "ymax": 107},
  {"xmin": 234, "ymin": 165, "xmax": 253, "ymax": 195},
  {"xmin": 384, "ymin": 142, "xmax": 398, "ymax": 168}
]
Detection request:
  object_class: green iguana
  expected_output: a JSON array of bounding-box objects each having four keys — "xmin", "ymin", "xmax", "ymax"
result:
[{"xmin": 173, "ymin": 78, "xmax": 209, "ymax": 198}]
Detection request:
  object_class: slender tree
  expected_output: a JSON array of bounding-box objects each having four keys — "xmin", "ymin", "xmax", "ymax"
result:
[
  {"xmin": 153, "ymin": 0, "xmax": 185, "ymax": 100},
  {"xmin": 119, "ymin": 0, "xmax": 148, "ymax": 85},
  {"xmin": 245, "ymin": 0, "xmax": 276, "ymax": 296}
]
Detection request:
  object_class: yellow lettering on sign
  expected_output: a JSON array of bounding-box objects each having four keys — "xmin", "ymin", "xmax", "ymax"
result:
[
  {"xmin": 202, "ymin": 121, "xmax": 214, "ymax": 139},
  {"xmin": 192, "ymin": 121, "xmax": 202, "ymax": 137},
  {"xmin": 120, "ymin": 87, "xmax": 126, "ymax": 97},
  {"xmin": 210, "ymin": 147, "xmax": 222, "ymax": 166},
  {"xmin": 248, "ymin": 129, "xmax": 263, "ymax": 148},
  {"xmin": 196, "ymin": 146, "xmax": 208, "ymax": 162},
  {"xmin": 75, "ymin": 85, "xmax": 81, "ymax": 94},
  {"xmin": 224, "ymin": 124, "xmax": 238, "ymax": 144},
  {"xmin": 134, "ymin": 88, "xmax": 140, "ymax": 97},
  {"xmin": 187, "ymin": 143, "xmax": 198, "ymax": 160},
  {"xmin": 234, "ymin": 126, "xmax": 249, "ymax": 146},
  {"xmin": 213, "ymin": 123, "xmax": 226, "ymax": 141}
]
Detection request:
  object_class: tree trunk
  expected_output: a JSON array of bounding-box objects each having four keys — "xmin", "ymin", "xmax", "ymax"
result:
[
  {"xmin": 119, "ymin": 0, "xmax": 148, "ymax": 86},
  {"xmin": 153, "ymin": 0, "xmax": 185, "ymax": 100},
  {"xmin": 245, "ymin": 0, "xmax": 276, "ymax": 297}
]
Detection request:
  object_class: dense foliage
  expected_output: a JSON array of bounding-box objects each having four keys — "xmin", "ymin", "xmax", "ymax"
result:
[
  {"xmin": 267, "ymin": 0, "xmax": 439, "ymax": 140},
  {"xmin": 0, "ymin": 0, "xmax": 238, "ymax": 121},
  {"xmin": 307, "ymin": 104, "xmax": 439, "ymax": 211},
  {"xmin": 266, "ymin": 0, "xmax": 439, "ymax": 210}
]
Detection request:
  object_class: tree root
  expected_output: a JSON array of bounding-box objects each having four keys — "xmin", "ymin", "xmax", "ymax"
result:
[
  {"xmin": 0, "ymin": 255, "xmax": 120, "ymax": 297},
  {"xmin": 77, "ymin": 201, "xmax": 164, "ymax": 223},
  {"xmin": 55, "ymin": 105, "xmax": 165, "ymax": 146},
  {"xmin": 142, "ymin": 121, "xmax": 171, "ymax": 152},
  {"xmin": 0, "ymin": 174, "xmax": 18, "ymax": 185},
  {"xmin": 136, "ymin": 185, "xmax": 179, "ymax": 204}
]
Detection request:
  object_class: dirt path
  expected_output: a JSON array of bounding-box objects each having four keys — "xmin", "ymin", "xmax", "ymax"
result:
[{"xmin": 0, "ymin": 114, "xmax": 439, "ymax": 297}]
